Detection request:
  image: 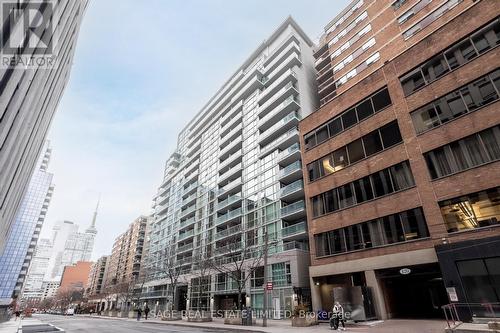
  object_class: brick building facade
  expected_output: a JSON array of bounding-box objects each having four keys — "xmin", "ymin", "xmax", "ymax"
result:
[{"xmin": 301, "ymin": 0, "xmax": 500, "ymax": 320}]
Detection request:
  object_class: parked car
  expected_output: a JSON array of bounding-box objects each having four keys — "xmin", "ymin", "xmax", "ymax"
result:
[{"xmin": 66, "ymin": 308, "xmax": 75, "ymax": 316}]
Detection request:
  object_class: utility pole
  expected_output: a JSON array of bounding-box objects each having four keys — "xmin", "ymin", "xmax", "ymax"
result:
[{"xmin": 262, "ymin": 229, "xmax": 268, "ymax": 327}]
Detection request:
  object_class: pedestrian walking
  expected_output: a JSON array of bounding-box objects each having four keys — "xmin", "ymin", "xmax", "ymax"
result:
[
  {"xmin": 331, "ymin": 301, "xmax": 346, "ymax": 331},
  {"xmin": 14, "ymin": 310, "xmax": 20, "ymax": 321},
  {"xmin": 144, "ymin": 306, "xmax": 150, "ymax": 320},
  {"xmin": 137, "ymin": 308, "xmax": 142, "ymax": 321}
]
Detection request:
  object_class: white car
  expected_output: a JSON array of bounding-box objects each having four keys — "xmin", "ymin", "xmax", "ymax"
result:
[{"xmin": 65, "ymin": 309, "xmax": 75, "ymax": 316}]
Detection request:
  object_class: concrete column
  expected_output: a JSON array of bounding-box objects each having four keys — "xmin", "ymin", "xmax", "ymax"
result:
[
  {"xmin": 210, "ymin": 275, "xmax": 216, "ymax": 312},
  {"xmin": 364, "ymin": 270, "xmax": 387, "ymax": 320},
  {"xmin": 245, "ymin": 268, "xmax": 251, "ymax": 307},
  {"xmin": 309, "ymin": 276, "xmax": 322, "ymax": 312}
]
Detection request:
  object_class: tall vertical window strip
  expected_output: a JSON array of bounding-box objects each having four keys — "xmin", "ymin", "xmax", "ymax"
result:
[
  {"xmin": 440, "ymin": 187, "xmax": 500, "ymax": 233},
  {"xmin": 400, "ymin": 18, "xmax": 500, "ymax": 96},
  {"xmin": 412, "ymin": 69, "xmax": 500, "ymax": 134},
  {"xmin": 314, "ymin": 207, "xmax": 429, "ymax": 257},
  {"xmin": 311, "ymin": 161, "xmax": 415, "ymax": 218},
  {"xmin": 304, "ymin": 87, "xmax": 392, "ymax": 150},
  {"xmin": 425, "ymin": 125, "xmax": 500, "ymax": 179},
  {"xmin": 307, "ymin": 120, "xmax": 402, "ymax": 182}
]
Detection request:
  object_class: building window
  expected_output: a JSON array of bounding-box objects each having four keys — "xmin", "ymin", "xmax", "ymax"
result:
[
  {"xmin": 402, "ymin": 0, "xmax": 463, "ymax": 40},
  {"xmin": 304, "ymin": 87, "xmax": 392, "ymax": 151},
  {"xmin": 397, "ymin": 0, "xmax": 432, "ymax": 25},
  {"xmin": 439, "ymin": 187, "xmax": 500, "ymax": 233},
  {"xmin": 411, "ymin": 69, "xmax": 500, "ymax": 134},
  {"xmin": 327, "ymin": 11, "xmax": 368, "ymax": 48},
  {"xmin": 401, "ymin": 18, "xmax": 500, "ymax": 96},
  {"xmin": 392, "ymin": 0, "xmax": 408, "ymax": 10},
  {"xmin": 347, "ymin": 139, "xmax": 365, "ymax": 164},
  {"xmin": 310, "ymin": 161, "xmax": 415, "ymax": 217},
  {"xmin": 456, "ymin": 258, "xmax": 500, "ymax": 303},
  {"xmin": 424, "ymin": 125, "xmax": 500, "ymax": 179},
  {"xmin": 314, "ymin": 207, "xmax": 429, "ymax": 257},
  {"xmin": 307, "ymin": 121, "xmax": 403, "ymax": 182}
]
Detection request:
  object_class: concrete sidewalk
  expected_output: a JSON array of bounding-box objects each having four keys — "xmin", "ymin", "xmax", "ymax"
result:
[
  {"xmin": 0, "ymin": 317, "xmax": 46, "ymax": 333},
  {"xmin": 77, "ymin": 314, "xmax": 448, "ymax": 333}
]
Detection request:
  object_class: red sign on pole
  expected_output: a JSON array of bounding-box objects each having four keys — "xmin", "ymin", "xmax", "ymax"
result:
[{"xmin": 266, "ymin": 282, "xmax": 273, "ymax": 291}]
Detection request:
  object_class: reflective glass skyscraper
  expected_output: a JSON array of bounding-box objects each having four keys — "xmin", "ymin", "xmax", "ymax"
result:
[
  {"xmin": 0, "ymin": 0, "xmax": 88, "ymax": 253},
  {"xmin": 0, "ymin": 143, "xmax": 54, "ymax": 310}
]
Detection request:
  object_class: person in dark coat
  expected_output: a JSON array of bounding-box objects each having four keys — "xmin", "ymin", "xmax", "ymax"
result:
[
  {"xmin": 144, "ymin": 306, "xmax": 150, "ymax": 320},
  {"xmin": 137, "ymin": 308, "xmax": 142, "ymax": 321}
]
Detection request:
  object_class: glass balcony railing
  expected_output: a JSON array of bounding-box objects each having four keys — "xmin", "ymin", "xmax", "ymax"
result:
[
  {"xmin": 259, "ymin": 112, "xmax": 300, "ymax": 143},
  {"xmin": 220, "ymin": 123, "xmax": 243, "ymax": 145},
  {"xmin": 282, "ymin": 221, "xmax": 307, "ymax": 238},
  {"xmin": 177, "ymin": 242, "xmax": 194, "ymax": 253},
  {"xmin": 219, "ymin": 136, "xmax": 242, "ymax": 158},
  {"xmin": 219, "ymin": 149, "xmax": 242, "ymax": 169},
  {"xmin": 260, "ymin": 127, "xmax": 299, "ymax": 158},
  {"xmin": 178, "ymin": 230, "xmax": 194, "ymax": 241},
  {"xmin": 280, "ymin": 200, "xmax": 305, "ymax": 217},
  {"xmin": 220, "ymin": 101, "xmax": 244, "ymax": 126},
  {"xmin": 219, "ymin": 162, "xmax": 242, "ymax": 184},
  {"xmin": 258, "ymin": 82, "xmax": 295, "ymax": 116},
  {"xmin": 221, "ymin": 118, "xmax": 243, "ymax": 140},
  {"xmin": 266, "ymin": 53, "xmax": 301, "ymax": 85},
  {"xmin": 182, "ymin": 182, "xmax": 198, "ymax": 195},
  {"xmin": 215, "ymin": 225, "xmax": 242, "ymax": 241},
  {"xmin": 218, "ymin": 178, "xmax": 242, "ymax": 196},
  {"xmin": 263, "ymin": 41, "xmax": 300, "ymax": 76},
  {"xmin": 278, "ymin": 142, "xmax": 300, "ymax": 161},
  {"xmin": 216, "ymin": 207, "xmax": 242, "ymax": 225},
  {"xmin": 278, "ymin": 160, "xmax": 302, "ymax": 179},
  {"xmin": 218, "ymin": 193, "xmax": 242, "ymax": 210},
  {"xmin": 179, "ymin": 216, "xmax": 195, "ymax": 229},
  {"xmin": 141, "ymin": 290, "xmax": 169, "ymax": 298},
  {"xmin": 182, "ymin": 193, "xmax": 197, "ymax": 206},
  {"xmin": 215, "ymin": 242, "xmax": 243, "ymax": 255},
  {"xmin": 180, "ymin": 205, "xmax": 196, "ymax": 218},
  {"xmin": 258, "ymin": 69, "xmax": 297, "ymax": 104},
  {"xmin": 282, "ymin": 241, "xmax": 309, "ymax": 252},
  {"xmin": 280, "ymin": 179, "xmax": 304, "ymax": 198},
  {"xmin": 176, "ymin": 257, "xmax": 193, "ymax": 266}
]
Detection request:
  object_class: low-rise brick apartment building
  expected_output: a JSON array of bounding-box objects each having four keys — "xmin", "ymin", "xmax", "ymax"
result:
[
  {"xmin": 95, "ymin": 216, "xmax": 147, "ymax": 311},
  {"xmin": 59, "ymin": 261, "xmax": 93, "ymax": 294},
  {"xmin": 85, "ymin": 256, "xmax": 109, "ymax": 298},
  {"xmin": 300, "ymin": 0, "xmax": 500, "ymax": 321}
]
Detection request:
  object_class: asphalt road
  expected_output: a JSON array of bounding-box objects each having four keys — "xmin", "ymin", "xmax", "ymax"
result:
[{"xmin": 35, "ymin": 315, "xmax": 239, "ymax": 333}]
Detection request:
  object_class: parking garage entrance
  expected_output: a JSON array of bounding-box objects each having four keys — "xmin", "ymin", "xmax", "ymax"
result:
[{"xmin": 377, "ymin": 263, "xmax": 448, "ymax": 319}]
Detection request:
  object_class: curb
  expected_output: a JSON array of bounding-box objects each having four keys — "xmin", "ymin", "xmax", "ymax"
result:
[
  {"xmin": 143, "ymin": 320, "xmax": 265, "ymax": 333},
  {"xmin": 78, "ymin": 315, "xmax": 265, "ymax": 332}
]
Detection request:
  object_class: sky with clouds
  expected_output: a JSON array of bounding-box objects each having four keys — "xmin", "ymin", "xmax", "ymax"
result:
[{"xmin": 41, "ymin": 0, "xmax": 352, "ymax": 259}]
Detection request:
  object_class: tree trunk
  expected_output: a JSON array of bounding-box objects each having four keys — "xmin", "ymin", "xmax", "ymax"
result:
[
  {"xmin": 237, "ymin": 287, "xmax": 242, "ymax": 310},
  {"xmin": 172, "ymin": 285, "xmax": 177, "ymax": 311}
]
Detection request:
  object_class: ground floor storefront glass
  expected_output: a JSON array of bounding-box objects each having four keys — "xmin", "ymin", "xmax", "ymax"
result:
[{"xmin": 436, "ymin": 236, "xmax": 500, "ymax": 321}]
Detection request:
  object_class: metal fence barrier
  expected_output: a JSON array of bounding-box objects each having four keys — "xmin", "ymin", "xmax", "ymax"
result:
[{"xmin": 442, "ymin": 303, "xmax": 500, "ymax": 328}]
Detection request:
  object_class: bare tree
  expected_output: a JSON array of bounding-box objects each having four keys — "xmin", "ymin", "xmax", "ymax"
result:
[
  {"xmin": 155, "ymin": 245, "xmax": 184, "ymax": 311},
  {"xmin": 56, "ymin": 289, "xmax": 83, "ymax": 312},
  {"xmin": 208, "ymin": 232, "xmax": 265, "ymax": 311},
  {"xmin": 190, "ymin": 249, "xmax": 213, "ymax": 312},
  {"xmin": 113, "ymin": 281, "xmax": 133, "ymax": 315},
  {"xmin": 38, "ymin": 297, "xmax": 55, "ymax": 311}
]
